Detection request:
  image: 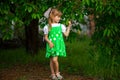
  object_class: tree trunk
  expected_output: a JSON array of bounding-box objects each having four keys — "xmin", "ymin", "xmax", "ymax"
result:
[{"xmin": 25, "ymin": 19, "xmax": 39, "ymax": 55}]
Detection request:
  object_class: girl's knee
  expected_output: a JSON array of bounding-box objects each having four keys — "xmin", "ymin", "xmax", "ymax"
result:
[{"xmin": 52, "ymin": 57, "xmax": 58, "ymax": 63}]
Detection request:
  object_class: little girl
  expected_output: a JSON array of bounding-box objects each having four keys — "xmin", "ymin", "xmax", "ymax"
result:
[{"xmin": 43, "ymin": 8, "xmax": 72, "ymax": 80}]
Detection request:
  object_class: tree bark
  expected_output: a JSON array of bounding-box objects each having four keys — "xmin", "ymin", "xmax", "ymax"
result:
[{"xmin": 25, "ymin": 19, "xmax": 39, "ymax": 55}]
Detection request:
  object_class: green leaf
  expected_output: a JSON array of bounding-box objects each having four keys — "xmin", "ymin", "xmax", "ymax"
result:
[
  {"xmin": 110, "ymin": 39, "xmax": 113, "ymax": 44},
  {"xmin": 109, "ymin": 10, "xmax": 112, "ymax": 15},
  {"xmin": 32, "ymin": 13, "xmax": 37, "ymax": 19},
  {"xmin": 91, "ymin": 0, "xmax": 94, "ymax": 3},
  {"xmin": 117, "ymin": 10, "xmax": 120, "ymax": 17},
  {"xmin": 36, "ymin": 14, "xmax": 40, "ymax": 18},
  {"xmin": 86, "ymin": 0, "xmax": 90, "ymax": 6},
  {"xmin": 103, "ymin": 28, "xmax": 108, "ymax": 37},
  {"xmin": 28, "ymin": 7, "xmax": 32, "ymax": 13},
  {"xmin": 107, "ymin": 29, "xmax": 111, "ymax": 37},
  {"xmin": 3, "ymin": 10, "xmax": 8, "ymax": 14},
  {"xmin": 13, "ymin": 17, "xmax": 19, "ymax": 22}
]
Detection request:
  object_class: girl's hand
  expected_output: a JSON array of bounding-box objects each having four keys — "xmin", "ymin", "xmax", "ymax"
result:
[{"xmin": 49, "ymin": 42, "xmax": 54, "ymax": 48}]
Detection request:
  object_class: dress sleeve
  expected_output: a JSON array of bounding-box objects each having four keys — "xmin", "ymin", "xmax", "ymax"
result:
[
  {"xmin": 61, "ymin": 24, "xmax": 66, "ymax": 33},
  {"xmin": 43, "ymin": 25, "xmax": 48, "ymax": 34}
]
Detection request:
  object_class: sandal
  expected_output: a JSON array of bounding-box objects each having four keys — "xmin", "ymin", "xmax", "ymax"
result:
[
  {"xmin": 50, "ymin": 74, "xmax": 58, "ymax": 80},
  {"xmin": 56, "ymin": 72, "xmax": 63, "ymax": 80}
]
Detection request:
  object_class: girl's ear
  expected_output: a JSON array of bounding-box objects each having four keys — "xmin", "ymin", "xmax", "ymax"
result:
[{"xmin": 44, "ymin": 8, "xmax": 52, "ymax": 18}]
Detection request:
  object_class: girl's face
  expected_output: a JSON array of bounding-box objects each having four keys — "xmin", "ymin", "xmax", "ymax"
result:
[{"xmin": 53, "ymin": 15, "xmax": 61, "ymax": 23}]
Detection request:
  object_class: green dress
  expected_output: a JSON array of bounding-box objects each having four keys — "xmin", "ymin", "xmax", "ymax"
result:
[{"xmin": 46, "ymin": 24, "xmax": 66, "ymax": 58}]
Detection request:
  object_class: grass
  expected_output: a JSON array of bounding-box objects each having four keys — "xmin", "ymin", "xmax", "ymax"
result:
[
  {"xmin": 0, "ymin": 35, "xmax": 120, "ymax": 80},
  {"xmin": 0, "ymin": 48, "xmax": 29, "ymax": 68},
  {"xmin": 0, "ymin": 47, "xmax": 48, "ymax": 69},
  {"xmin": 59, "ymin": 36, "xmax": 92, "ymax": 75}
]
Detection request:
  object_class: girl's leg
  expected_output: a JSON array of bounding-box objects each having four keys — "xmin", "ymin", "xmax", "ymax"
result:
[
  {"xmin": 52, "ymin": 56, "xmax": 59, "ymax": 73},
  {"xmin": 52, "ymin": 57, "xmax": 63, "ymax": 79},
  {"xmin": 50, "ymin": 57, "xmax": 55, "ymax": 74},
  {"xmin": 50, "ymin": 57, "xmax": 58, "ymax": 80}
]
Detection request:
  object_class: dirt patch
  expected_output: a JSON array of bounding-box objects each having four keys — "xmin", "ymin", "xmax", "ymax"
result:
[{"xmin": 0, "ymin": 63, "xmax": 96, "ymax": 80}]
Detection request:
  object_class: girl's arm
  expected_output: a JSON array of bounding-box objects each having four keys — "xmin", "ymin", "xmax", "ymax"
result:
[
  {"xmin": 44, "ymin": 34, "xmax": 54, "ymax": 48},
  {"xmin": 63, "ymin": 21, "xmax": 72, "ymax": 37}
]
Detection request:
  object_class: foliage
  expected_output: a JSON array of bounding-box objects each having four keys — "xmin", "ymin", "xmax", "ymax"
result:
[
  {"xmin": 0, "ymin": 0, "xmax": 46, "ymax": 40},
  {"xmin": 0, "ymin": 0, "xmax": 84, "ymax": 40},
  {"xmin": 87, "ymin": 0, "xmax": 120, "ymax": 55},
  {"xmin": 82, "ymin": 0, "xmax": 120, "ymax": 79}
]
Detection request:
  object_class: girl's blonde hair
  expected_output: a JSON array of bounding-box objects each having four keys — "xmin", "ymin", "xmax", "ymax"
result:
[{"xmin": 48, "ymin": 8, "xmax": 62, "ymax": 30}]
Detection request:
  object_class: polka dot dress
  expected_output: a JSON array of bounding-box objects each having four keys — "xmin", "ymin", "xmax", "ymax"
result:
[{"xmin": 46, "ymin": 25, "xmax": 66, "ymax": 58}]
